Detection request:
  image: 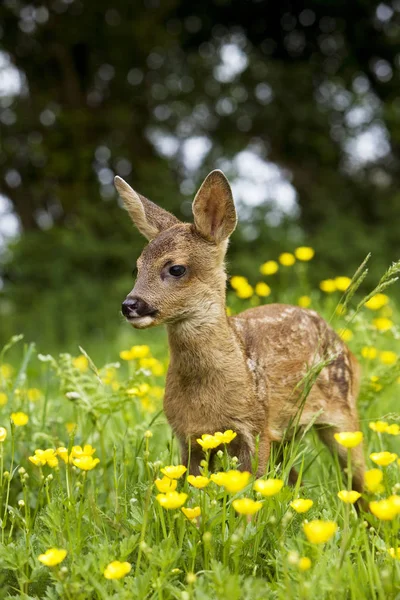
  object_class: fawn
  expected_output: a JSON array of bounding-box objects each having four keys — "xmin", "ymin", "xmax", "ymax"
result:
[{"xmin": 115, "ymin": 170, "xmax": 365, "ymax": 491}]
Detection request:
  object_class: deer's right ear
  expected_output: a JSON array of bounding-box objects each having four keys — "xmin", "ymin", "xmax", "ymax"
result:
[
  {"xmin": 192, "ymin": 170, "xmax": 237, "ymax": 244},
  {"xmin": 114, "ymin": 176, "xmax": 180, "ymax": 241}
]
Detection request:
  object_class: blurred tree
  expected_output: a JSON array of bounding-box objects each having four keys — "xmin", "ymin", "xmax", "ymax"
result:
[{"xmin": 1, "ymin": 0, "xmax": 400, "ymax": 347}]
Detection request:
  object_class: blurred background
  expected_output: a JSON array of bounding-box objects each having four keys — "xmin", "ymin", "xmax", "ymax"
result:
[{"xmin": 1, "ymin": 0, "xmax": 400, "ymax": 355}]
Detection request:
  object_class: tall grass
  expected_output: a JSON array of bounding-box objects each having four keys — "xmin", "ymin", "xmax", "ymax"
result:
[{"xmin": 0, "ymin": 254, "xmax": 399, "ymax": 599}]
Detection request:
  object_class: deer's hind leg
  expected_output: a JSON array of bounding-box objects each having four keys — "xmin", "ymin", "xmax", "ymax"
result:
[{"xmin": 315, "ymin": 415, "xmax": 365, "ymax": 493}]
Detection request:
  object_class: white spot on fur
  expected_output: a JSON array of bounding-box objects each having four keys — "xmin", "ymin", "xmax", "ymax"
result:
[{"xmin": 247, "ymin": 357, "xmax": 257, "ymax": 372}]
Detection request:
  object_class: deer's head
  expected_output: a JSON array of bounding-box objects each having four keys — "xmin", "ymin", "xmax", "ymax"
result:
[{"xmin": 115, "ymin": 171, "xmax": 237, "ymax": 329}]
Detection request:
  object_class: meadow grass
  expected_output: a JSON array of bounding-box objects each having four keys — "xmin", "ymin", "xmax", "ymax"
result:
[{"xmin": 0, "ymin": 252, "xmax": 399, "ymax": 599}]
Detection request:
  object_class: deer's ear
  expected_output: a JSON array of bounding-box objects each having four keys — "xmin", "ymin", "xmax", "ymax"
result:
[
  {"xmin": 115, "ymin": 176, "xmax": 180, "ymax": 240},
  {"xmin": 192, "ymin": 170, "xmax": 237, "ymax": 244}
]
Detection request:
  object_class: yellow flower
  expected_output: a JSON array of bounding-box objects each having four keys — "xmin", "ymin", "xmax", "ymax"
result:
[
  {"xmin": 56, "ymin": 447, "xmax": 69, "ymax": 464},
  {"xmin": 66, "ymin": 422, "xmax": 77, "ymax": 434},
  {"xmin": 303, "ymin": 520, "xmax": 337, "ymax": 544},
  {"xmin": 361, "ymin": 346, "xmax": 377, "ymax": 360},
  {"xmin": 339, "ymin": 329, "xmax": 353, "ymax": 342},
  {"xmin": 211, "ymin": 470, "xmax": 250, "ymax": 494},
  {"xmin": 295, "ymin": 247, "xmax": 314, "ymax": 261},
  {"xmin": 38, "ymin": 548, "xmax": 67, "ymax": 566},
  {"xmin": 160, "ymin": 465, "xmax": 187, "ymax": 479},
  {"xmin": 187, "ymin": 475, "xmax": 210, "ymax": 489},
  {"xmin": 226, "ymin": 306, "xmax": 232, "ymax": 316},
  {"xmin": 379, "ymin": 351, "xmax": 397, "ymax": 365},
  {"xmin": 29, "ymin": 453, "xmax": 47, "ymax": 467},
  {"xmin": 120, "ymin": 349, "xmax": 135, "ymax": 361},
  {"xmin": 230, "ymin": 276, "xmax": 248, "ymax": 289},
  {"xmin": 214, "ymin": 430, "xmax": 237, "ymax": 444},
  {"xmin": 101, "ymin": 367, "xmax": 117, "ymax": 385},
  {"xmin": 388, "ymin": 547, "xmax": 400, "ymax": 559},
  {"xmin": 155, "ymin": 477, "xmax": 177, "ymax": 493},
  {"xmin": 30, "ymin": 448, "xmax": 59, "ymax": 468},
  {"xmin": 103, "ymin": 560, "xmax": 131, "ymax": 579},
  {"xmin": 279, "ymin": 252, "xmax": 295, "ymax": 267},
  {"xmin": 389, "ymin": 495, "xmax": 400, "ymax": 513},
  {"xmin": 373, "ymin": 317, "xmax": 393, "ymax": 332},
  {"xmin": 140, "ymin": 357, "xmax": 164, "ymax": 376},
  {"xmin": 0, "ymin": 364, "xmax": 13, "ymax": 380},
  {"xmin": 298, "ymin": 557, "xmax": 312, "ymax": 571},
  {"xmin": 72, "ymin": 444, "xmax": 96, "ymax": 458},
  {"xmin": 0, "ymin": 392, "xmax": 8, "ymax": 406},
  {"xmin": 387, "ymin": 424, "xmax": 400, "ymax": 435},
  {"xmin": 196, "ymin": 434, "xmax": 222, "ymax": 450},
  {"xmin": 290, "ymin": 498, "xmax": 313, "ymax": 513},
  {"xmin": 298, "ymin": 296, "xmax": 311, "ymax": 308},
  {"xmin": 232, "ymin": 498, "xmax": 262, "ymax": 515},
  {"xmin": 369, "ymin": 498, "xmax": 397, "ymax": 521},
  {"xmin": 369, "ymin": 421, "xmax": 389, "ymax": 433},
  {"xmin": 211, "ymin": 470, "xmax": 251, "ymax": 494},
  {"xmin": 337, "ymin": 490, "xmax": 361, "ymax": 504},
  {"xmin": 335, "ymin": 276, "xmax": 352, "ymax": 292},
  {"xmin": 10, "ymin": 412, "xmax": 29, "ymax": 427},
  {"xmin": 254, "ymin": 478, "xmax": 284, "ymax": 497},
  {"xmin": 181, "ymin": 506, "xmax": 201, "ymax": 520},
  {"xmin": 370, "ymin": 451, "xmax": 397, "ymax": 466},
  {"xmin": 259, "ymin": 261, "xmax": 279, "ymax": 275},
  {"xmin": 72, "ymin": 456, "xmax": 100, "ymax": 471},
  {"xmin": 72, "ymin": 355, "xmax": 89, "ymax": 372},
  {"xmin": 365, "ymin": 293, "xmax": 389, "ymax": 310},
  {"xmin": 255, "ymin": 282, "xmax": 271, "ymax": 297},
  {"xmin": 370, "ymin": 375, "xmax": 382, "ymax": 392},
  {"xmin": 27, "ymin": 388, "xmax": 41, "ymax": 402},
  {"xmin": 156, "ymin": 491, "xmax": 188, "ymax": 509},
  {"xmin": 0, "ymin": 427, "xmax": 7, "ymax": 442},
  {"xmin": 319, "ymin": 279, "xmax": 336, "ymax": 293},
  {"xmin": 236, "ymin": 284, "xmax": 254, "ymax": 299},
  {"xmin": 334, "ymin": 431, "xmax": 363, "ymax": 448},
  {"xmin": 364, "ymin": 469, "xmax": 384, "ymax": 493},
  {"xmin": 130, "ymin": 345, "xmax": 150, "ymax": 359}
]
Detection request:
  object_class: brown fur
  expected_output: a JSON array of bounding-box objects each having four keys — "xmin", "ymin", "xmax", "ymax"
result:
[{"xmin": 115, "ymin": 170, "xmax": 365, "ymax": 490}]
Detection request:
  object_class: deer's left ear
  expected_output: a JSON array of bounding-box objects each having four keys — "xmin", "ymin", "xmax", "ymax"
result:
[
  {"xmin": 115, "ymin": 176, "xmax": 180, "ymax": 241},
  {"xmin": 192, "ymin": 170, "xmax": 237, "ymax": 244}
]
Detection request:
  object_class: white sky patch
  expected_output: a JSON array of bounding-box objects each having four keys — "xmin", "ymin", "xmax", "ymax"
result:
[
  {"xmin": 214, "ymin": 43, "xmax": 248, "ymax": 83},
  {"xmin": 230, "ymin": 150, "xmax": 298, "ymax": 224},
  {"xmin": 0, "ymin": 194, "xmax": 20, "ymax": 244},
  {"xmin": 146, "ymin": 128, "xmax": 179, "ymax": 158},
  {"xmin": 345, "ymin": 123, "xmax": 391, "ymax": 167},
  {"xmin": 181, "ymin": 136, "xmax": 212, "ymax": 172},
  {"xmin": 0, "ymin": 52, "xmax": 22, "ymax": 97}
]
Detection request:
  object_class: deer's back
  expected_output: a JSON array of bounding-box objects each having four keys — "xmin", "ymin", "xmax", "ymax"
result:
[{"xmin": 230, "ymin": 304, "xmax": 360, "ymax": 440}]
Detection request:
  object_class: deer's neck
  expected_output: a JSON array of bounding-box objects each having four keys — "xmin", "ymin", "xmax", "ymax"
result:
[{"xmin": 166, "ymin": 305, "xmax": 244, "ymax": 376}]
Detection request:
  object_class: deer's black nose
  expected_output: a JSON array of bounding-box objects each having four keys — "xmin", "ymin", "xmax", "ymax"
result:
[
  {"xmin": 121, "ymin": 298, "xmax": 138, "ymax": 317},
  {"xmin": 121, "ymin": 297, "xmax": 157, "ymax": 318}
]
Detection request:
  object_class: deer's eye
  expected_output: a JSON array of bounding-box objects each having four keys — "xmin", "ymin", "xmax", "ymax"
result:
[{"xmin": 169, "ymin": 265, "xmax": 186, "ymax": 277}]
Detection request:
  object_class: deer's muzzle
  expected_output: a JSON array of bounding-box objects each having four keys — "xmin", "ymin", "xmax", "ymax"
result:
[{"xmin": 121, "ymin": 297, "xmax": 157, "ymax": 319}]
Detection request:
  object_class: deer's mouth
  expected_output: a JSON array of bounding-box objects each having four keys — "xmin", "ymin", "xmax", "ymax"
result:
[{"xmin": 126, "ymin": 311, "xmax": 158, "ymax": 328}]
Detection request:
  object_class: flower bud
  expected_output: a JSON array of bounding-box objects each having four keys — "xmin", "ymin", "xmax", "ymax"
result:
[{"xmin": 186, "ymin": 573, "xmax": 196, "ymax": 584}]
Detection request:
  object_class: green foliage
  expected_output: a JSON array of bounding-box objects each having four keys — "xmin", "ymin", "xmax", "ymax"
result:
[{"xmin": 0, "ymin": 268, "xmax": 399, "ymax": 598}]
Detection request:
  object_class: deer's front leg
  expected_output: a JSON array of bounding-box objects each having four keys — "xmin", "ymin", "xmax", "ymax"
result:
[
  {"xmin": 180, "ymin": 440, "xmax": 204, "ymax": 475},
  {"xmin": 234, "ymin": 432, "xmax": 270, "ymax": 477}
]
